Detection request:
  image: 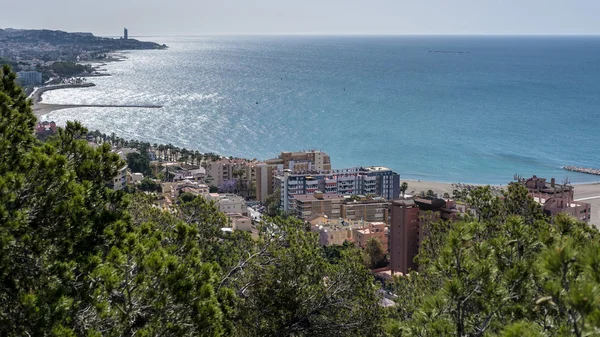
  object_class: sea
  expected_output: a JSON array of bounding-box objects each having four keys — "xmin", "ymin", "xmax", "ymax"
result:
[{"xmin": 40, "ymin": 35, "xmax": 600, "ymax": 184}]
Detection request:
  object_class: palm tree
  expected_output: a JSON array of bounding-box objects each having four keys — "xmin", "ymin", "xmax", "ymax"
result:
[{"xmin": 400, "ymin": 182, "xmax": 409, "ymax": 197}]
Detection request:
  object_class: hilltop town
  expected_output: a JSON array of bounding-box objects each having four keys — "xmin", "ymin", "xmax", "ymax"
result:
[{"xmin": 0, "ymin": 28, "xmax": 166, "ymax": 88}]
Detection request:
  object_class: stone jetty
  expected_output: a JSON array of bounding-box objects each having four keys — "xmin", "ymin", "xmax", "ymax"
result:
[{"xmin": 563, "ymin": 166, "xmax": 600, "ymax": 176}]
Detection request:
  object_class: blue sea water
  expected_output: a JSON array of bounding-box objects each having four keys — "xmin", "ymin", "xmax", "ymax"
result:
[{"xmin": 41, "ymin": 36, "xmax": 600, "ymax": 184}]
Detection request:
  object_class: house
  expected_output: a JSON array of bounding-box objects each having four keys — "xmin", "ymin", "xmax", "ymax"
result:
[{"xmin": 228, "ymin": 213, "xmax": 252, "ymax": 231}]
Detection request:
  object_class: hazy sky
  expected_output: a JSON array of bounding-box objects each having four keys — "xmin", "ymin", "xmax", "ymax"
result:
[{"xmin": 2, "ymin": 0, "xmax": 600, "ymax": 36}]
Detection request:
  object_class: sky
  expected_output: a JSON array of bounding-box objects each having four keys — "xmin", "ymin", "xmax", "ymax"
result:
[{"xmin": 2, "ymin": 0, "xmax": 600, "ymax": 36}]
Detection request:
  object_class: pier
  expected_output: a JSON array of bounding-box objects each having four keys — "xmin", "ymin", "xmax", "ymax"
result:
[{"xmin": 563, "ymin": 166, "xmax": 600, "ymax": 176}]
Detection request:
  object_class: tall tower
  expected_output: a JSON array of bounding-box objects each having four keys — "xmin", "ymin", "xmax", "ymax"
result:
[
  {"xmin": 124, "ymin": 28, "xmax": 128, "ymax": 40},
  {"xmin": 390, "ymin": 200, "xmax": 420, "ymax": 274}
]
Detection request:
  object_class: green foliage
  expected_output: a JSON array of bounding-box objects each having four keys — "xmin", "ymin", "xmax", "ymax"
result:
[
  {"xmin": 179, "ymin": 192, "xmax": 196, "ymax": 203},
  {"xmin": 400, "ymin": 181, "xmax": 409, "ymax": 196},
  {"xmin": 264, "ymin": 188, "xmax": 281, "ymax": 216},
  {"xmin": 365, "ymin": 237, "xmax": 387, "ymax": 269},
  {"xmin": 322, "ymin": 240, "xmax": 355, "ymax": 264},
  {"xmin": 44, "ymin": 61, "xmax": 92, "ymax": 77},
  {"xmin": 387, "ymin": 184, "xmax": 600, "ymax": 337},
  {"xmin": 126, "ymin": 151, "xmax": 150, "ymax": 174},
  {"xmin": 138, "ymin": 178, "xmax": 161, "ymax": 193},
  {"xmin": 228, "ymin": 217, "xmax": 384, "ymax": 336},
  {"xmin": 0, "ymin": 65, "xmax": 128, "ymax": 335},
  {"xmin": 348, "ymin": 194, "xmax": 361, "ymax": 202}
]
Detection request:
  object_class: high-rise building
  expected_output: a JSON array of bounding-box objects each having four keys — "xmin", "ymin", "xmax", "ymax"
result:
[
  {"xmin": 124, "ymin": 28, "xmax": 128, "ymax": 40},
  {"xmin": 276, "ymin": 166, "xmax": 400, "ymax": 211},
  {"xmin": 291, "ymin": 191, "xmax": 346, "ymax": 219},
  {"xmin": 390, "ymin": 198, "xmax": 459, "ymax": 274},
  {"xmin": 255, "ymin": 150, "xmax": 332, "ymax": 202}
]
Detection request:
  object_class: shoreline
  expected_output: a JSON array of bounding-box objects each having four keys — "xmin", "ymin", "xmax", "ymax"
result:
[
  {"xmin": 401, "ymin": 179, "xmax": 503, "ymax": 197},
  {"xmin": 30, "ymin": 81, "xmax": 163, "ymax": 117},
  {"xmin": 30, "ymin": 51, "xmax": 130, "ymax": 116}
]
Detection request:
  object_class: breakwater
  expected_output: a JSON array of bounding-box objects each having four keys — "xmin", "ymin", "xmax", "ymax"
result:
[
  {"xmin": 563, "ymin": 166, "xmax": 600, "ymax": 176},
  {"xmin": 34, "ymin": 103, "xmax": 163, "ymax": 116},
  {"xmin": 29, "ymin": 83, "xmax": 96, "ymax": 104},
  {"xmin": 31, "ymin": 83, "xmax": 163, "ymax": 116}
]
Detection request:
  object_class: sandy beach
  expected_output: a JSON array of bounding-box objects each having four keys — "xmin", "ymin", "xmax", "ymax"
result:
[{"xmin": 401, "ymin": 179, "xmax": 494, "ymax": 196}]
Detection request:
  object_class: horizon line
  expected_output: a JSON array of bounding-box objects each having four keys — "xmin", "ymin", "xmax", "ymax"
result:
[
  {"xmin": 4, "ymin": 27, "xmax": 600, "ymax": 38},
  {"xmin": 113, "ymin": 33, "xmax": 600, "ymax": 38}
]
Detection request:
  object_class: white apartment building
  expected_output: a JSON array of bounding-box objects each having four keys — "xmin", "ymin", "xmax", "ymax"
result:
[
  {"xmin": 276, "ymin": 167, "xmax": 400, "ymax": 212},
  {"xmin": 207, "ymin": 193, "xmax": 247, "ymax": 215},
  {"xmin": 112, "ymin": 165, "xmax": 128, "ymax": 191}
]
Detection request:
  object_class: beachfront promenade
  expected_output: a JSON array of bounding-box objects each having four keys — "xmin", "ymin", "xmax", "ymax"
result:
[{"xmin": 30, "ymin": 83, "xmax": 163, "ymax": 116}]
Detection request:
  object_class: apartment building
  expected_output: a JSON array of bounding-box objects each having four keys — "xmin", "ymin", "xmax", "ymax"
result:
[
  {"xmin": 228, "ymin": 213, "xmax": 252, "ymax": 231},
  {"xmin": 276, "ymin": 150, "xmax": 332, "ymax": 171},
  {"xmin": 354, "ymin": 222, "xmax": 388, "ymax": 252},
  {"xmin": 517, "ymin": 175, "xmax": 591, "ymax": 223},
  {"xmin": 316, "ymin": 225, "xmax": 354, "ymax": 246},
  {"xmin": 341, "ymin": 197, "xmax": 390, "ymax": 224},
  {"xmin": 206, "ymin": 159, "xmax": 256, "ymax": 188},
  {"xmin": 255, "ymin": 162, "xmax": 282, "ymax": 203},
  {"xmin": 255, "ymin": 150, "xmax": 332, "ymax": 202},
  {"xmin": 291, "ymin": 192, "xmax": 391, "ymax": 222},
  {"xmin": 207, "ymin": 193, "xmax": 247, "ymax": 215},
  {"xmin": 175, "ymin": 180, "xmax": 209, "ymax": 198},
  {"xmin": 111, "ymin": 165, "xmax": 128, "ymax": 191},
  {"xmin": 390, "ymin": 198, "xmax": 460, "ymax": 275},
  {"xmin": 291, "ymin": 191, "xmax": 346, "ymax": 219},
  {"xmin": 276, "ymin": 166, "xmax": 400, "ymax": 211}
]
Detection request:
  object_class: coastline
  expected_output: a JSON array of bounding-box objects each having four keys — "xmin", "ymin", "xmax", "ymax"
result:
[
  {"xmin": 30, "ymin": 51, "xmax": 126, "ymax": 116},
  {"xmin": 30, "ymin": 81, "xmax": 163, "ymax": 117},
  {"xmin": 402, "ymin": 179, "xmax": 502, "ymax": 196}
]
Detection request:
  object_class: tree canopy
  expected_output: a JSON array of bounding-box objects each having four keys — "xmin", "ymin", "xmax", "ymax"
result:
[
  {"xmin": 126, "ymin": 151, "xmax": 150, "ymax": 174},
  {"xmin": 386, "ymin": 185, "xmax": 600, "ymax": 337}
]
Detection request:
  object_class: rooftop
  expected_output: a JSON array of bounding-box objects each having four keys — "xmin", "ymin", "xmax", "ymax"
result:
[{"xmin": 292, "ymin": 193, "xmax": 345, "ymax": 202}]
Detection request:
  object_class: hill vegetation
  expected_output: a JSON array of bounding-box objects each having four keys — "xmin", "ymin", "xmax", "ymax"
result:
[{"xmin": 1, "ymin": 64, "xmax": 599, "ymax": 336}]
